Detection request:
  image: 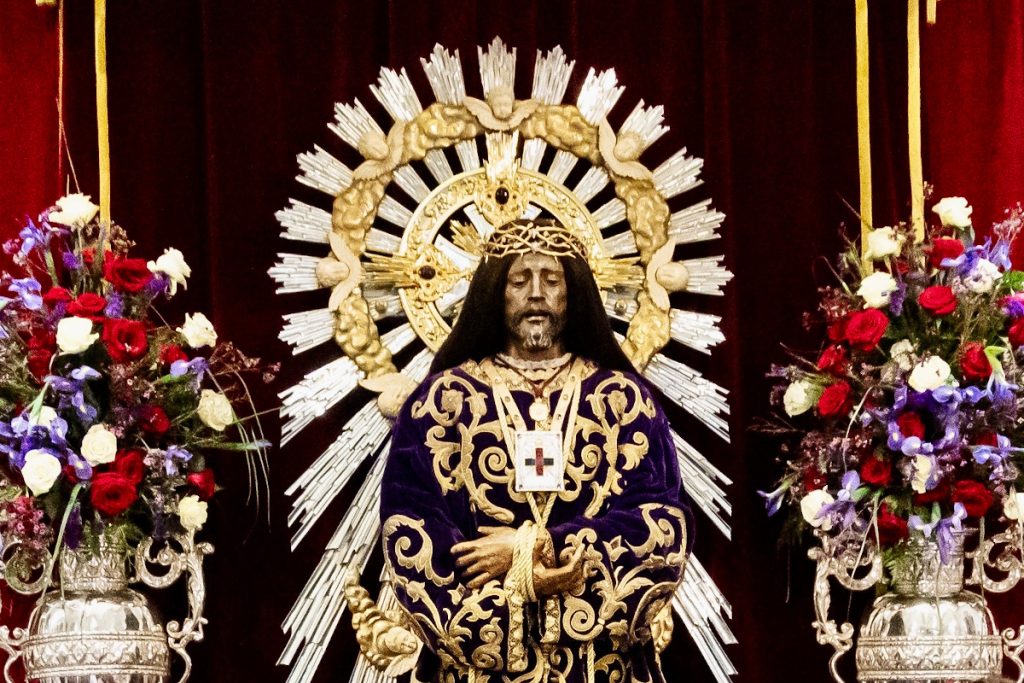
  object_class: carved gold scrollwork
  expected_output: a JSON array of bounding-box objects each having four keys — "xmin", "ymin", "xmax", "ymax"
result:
[
  {"xmin": 344, "ymin": 577, "xmax": 421, "ymax": 677},
  {"xmin": 1003, "ymin": 626, "xmax": 1024, "ymax": 683},
  {"xmin": 808, "ymin": 531, "xmax": 883, "ymax": 683}
]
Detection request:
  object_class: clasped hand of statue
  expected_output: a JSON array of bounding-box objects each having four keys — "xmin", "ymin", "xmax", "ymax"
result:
[{"xmin": 452, "ymin": 525, "xmax": 585, "ymax": 596}]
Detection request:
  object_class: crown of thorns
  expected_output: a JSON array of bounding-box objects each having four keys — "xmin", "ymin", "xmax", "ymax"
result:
[{"xmin": 482, "ymin": 219, "xmax": 588, "ymax": 261}]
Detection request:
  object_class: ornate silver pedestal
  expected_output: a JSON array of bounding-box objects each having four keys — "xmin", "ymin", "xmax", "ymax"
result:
[
  {"xmin": 809, "ymin": 528, "xmax": 1024, "ymax": 683},
  {"xmin": 0, "ymin": 534, "xmax": 211, "ymax": 683}
]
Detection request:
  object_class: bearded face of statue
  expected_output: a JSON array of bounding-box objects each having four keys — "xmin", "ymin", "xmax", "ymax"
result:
[{"xmin": 503, "ymin": 252, "xmax": 568, "ymax": 360}]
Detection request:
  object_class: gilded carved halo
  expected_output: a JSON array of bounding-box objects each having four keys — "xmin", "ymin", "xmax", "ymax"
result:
[{"xmin": 270, "ymin": 39, "xmax": 735, "ymax": 683}]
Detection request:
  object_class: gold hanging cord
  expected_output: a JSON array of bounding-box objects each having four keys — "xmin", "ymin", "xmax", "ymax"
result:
[
  {"xmin": 94, "ymin": 0, "xmax": 110, "ymax": 223},
  {"xmin": 855, "ymin": 0, "xmax": 872, "ymax": 263}
]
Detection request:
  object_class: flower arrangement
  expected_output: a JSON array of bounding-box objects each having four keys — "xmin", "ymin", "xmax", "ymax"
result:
[
  {"xmin": 760, "ymin": 195, "xmax": 1024, "ymax": 566},
  {"xmin": 0, "ymin": 194, "xmax": 271, "ymax": 582}
]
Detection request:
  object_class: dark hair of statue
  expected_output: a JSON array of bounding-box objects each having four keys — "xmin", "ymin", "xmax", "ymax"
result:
[{"xmin": 430, "ymin": 252, "xmax": 638, "ymax": 375}]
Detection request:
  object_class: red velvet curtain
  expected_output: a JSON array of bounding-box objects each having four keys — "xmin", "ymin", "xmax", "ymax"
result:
[{"xmin": 0, "ymin": 2, "xmax": 1022, "ymax": 682}]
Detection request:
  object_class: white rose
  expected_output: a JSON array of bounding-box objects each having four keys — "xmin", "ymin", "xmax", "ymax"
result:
[
  {"xmin": 148, "ymin": 248, "xmax": 191, "ymax": 296},
  {"xmin": 890, "ymin": 339, "xmax": 916, "ymax": 371},
  {"xmin": 177, "ymin": 312, "xmax": 217, "ymax": 348},
  {"xmin": 911, "ymin": 455, "xmax": 933, "ymax": 494},
  {"xmin": 80, "ymin": 424, "xmax": 117, "ymax": 466},
  {"xmin": 857, "ymin": 272, "xmax": 898, "ymax": 308},
  {"xmin": 21, "ymin": 449, "xmax": 62, "ymax": 496},
  {"xmin": 783, "ymin": 380, "xmax": 822, "ymax": 417},
  {"xmin": 932, "ymin": 196, "xmax": 973, "ymax": 228},
  {"xmin": 800, "ymin": 489, "xmax": 835, "ymax": 530},
  {"xmin": 29, "ymin": 406, "xmax": 58, "ymax": 427},
  {"xmin": 865, "ymin": 227, "xmax": 904, "ymax": 260},
  {"xmin": 908, "ymin": 356, "xmax": 951, "ymax": 392},
  {"xmin": 49, "ymin": 193, "xmax": 99, "ymax": 229},
  {"xmin": 197, "ymin": 389, "xmax": 234, "ymax": 431},
  {"xmin": 178, "ymin": 494, "xmax": 208, "ymax": 531},
  {"xmin": 1004, "ymin": 490, "xmax": 1024, "ymax": 521},
  {"xmin": 963, "ymin": 258, "xmax": 1001, "ymax": 294},
  {"xmin": 56, "ymin": 316, "xmax": 98, "ymax": 354}
]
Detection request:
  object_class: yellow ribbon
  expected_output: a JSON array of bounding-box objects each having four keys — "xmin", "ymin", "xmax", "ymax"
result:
[
  {"xmin": 94, "ymin": 0, "xmax": 110, "ymax": 223},
  {"xmin": 856, "ymin": 0, "xmax": 872, "ymax": 262},
  {"xmin": 908, "ymin": 0, "xmax": 924, "ymax": 242}
]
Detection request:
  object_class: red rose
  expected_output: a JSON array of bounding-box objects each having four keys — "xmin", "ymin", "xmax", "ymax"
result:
[
  {"xmin": 138, "ymin": 405, "xmax": 171, "ymax": 437},
  {"xmin": 952, "ymin": 480, "xmax": 994, "ymax": 518},
  {"xmin": 186, "ymin": 469, "xmax": 217, "ymax": 501},
  {"xmin": 928, "ymin": 238, "xmax": 965, "ymax": 269},
  {"xmin": 876, "ymin": 504, "xmax": 909, "ymax": 546},
  {"xmin": 159, "ymin": 344, "xmax": 188, "ymax": 366},
  {"xmin": 26, "ymin": 329, "xmax": 55, "ymax": 351},
  {"xmin": 860, "ymin": 456, "xmax": 892, "ymax": 487},
  {"xmin": 918, "ymin": 286, "xmax": 957, "ymax": 316},
  {"xmin": 845, "ymin": 309, "xmax": 889, "ymax": 351},
  {"xmin": 43, "ymin": 287, "xmax": 72, "ymax": 308},
  {"xmin": 1010, "ymin": 318, "xmax": 1024, "ymax": 348},
  {"xmin": 26, "ymin": 348, "xmax": 53, "ymax": 382},
  {"xmin": 803, "ymin": 466, "xmax": 828, "ymax": 491},
  {"xmin": 959, "ymin": 342, "xmax": 992, "ymax": 382},
  {"xmin": 896, "ymin": 411, "xmax": 926, "ymax": 440},
  {"xmin": 66, "ymin": 293, "xmax": 107, "ymax": 321},
  {"xmin": 827, "ymin": 312, "xmax": 852, "ymax": 342},
  {"xmin": 818, "ymin": 381, "xmax": 853, "ymax": 418},
  {"xmin": 90, "ymin": 472, "xmax": 138, "ymax": 517},
  {"xmin": 816, "ymin": 345, "xmax": 848, "ymax": 375},
  {"xmin": 914, "ymin": 481, "xmax": 951, "ymax": 506},
  {"xmin": 112, "ymin": 448, "xmax": 146, "ymax": 486},
  {"xmin": 102, "ymin": 319, "xmax": 149, "ymax": 363},
  {"xmin": 103, "ymin": 257, "xmax": 153, "ymax": 293}
]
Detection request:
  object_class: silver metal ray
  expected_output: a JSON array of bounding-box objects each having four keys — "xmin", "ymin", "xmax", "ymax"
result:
[
  {"xmin": 619, "ymin": 100, "xmax": 669, "ymax": 152},
  {"xmin": 296, "ymin": 146, "xmax": 353, "ymax": 197},
  {"xmin": 674, "ymin": 555, "xmax": 738, "ymax": 683},
  {"xmin": 478, "ymin": 37, "xmax": 516, "ymax": 95},
  {"xmin": 572, "ymin": 166, "xmax": 611, "ymax": 204},
  {"xmin": 421, "ymin": 44, "xmax": 480, "ymax": 172},
  {"xmin": 287, "ymin": 350, "xmax": 433, "ymax": 549},
  {"xmin": 278, "ymin": 324, "xmax": 418, "ymax": 444},
  {"xmin": 278, "ymin": 451, "xmax": 389, "ymax": 682},
  {"xmin": 463, "ymin": 205, "xmax": 495, "ymax": 239},
  {"xmin": 378, "ymin": 195, "xmax": 414, "ymax": 227},
  {"xmin": 269, "ymin": 254, "xmax": 323, "ymax": 294},
  {"xmin": 435, "ymin": 235, "xmax": 478, "ymax": 271},
  {"xmin": 669, "ymin": 200, "xmax": 727, "ymax": 245},
  {"xmin": 392, "ymin": 166, "xmax": 431, "ymax": 203},
  {"xmin": 277, "ymin": 199, "xmax": 331, "ymax": 244},
  {"xmin": 679, "ymin": 257, "xmax": 733, "ymax": 296},
  {"xmin": 673, "ymin": 429, "xmax": 732, "ymax": 538},
  {"xmin": 670, "ymin": 309, "xmax": 725, "ymax": 354},
  {"xmin": 644, "ymin": 352, "xmax": 731, "ymax": 443},
  {"xmin": 330, "ymin": 99, "xmax": 384, "ymax": 151},
  {"xmin": 522, "ymin": 47, "xmax": 575, "ymax": 171},
  {"xmin": 602, "ymin": 230, "xmax": 639, "ymax": 258},
  {"xmin": 592, "ymin": 198, "xmax": 627, "ymax": 230},
  {"xmin": 371, "ymin": 67, "xmax": 422, "ymax": 123},
  {"xmin": 653, "ymin": 149, "xmax": 703, "ymax": 200},
  {"xmin": 279, "ymin": 309, "xmax": 336, "ymax": 355},
  {"xmin": 366, "ymin": 227, "xmax": 402, "ymax": 255},
  {"xmin": 548, "ymin": 68, "xmax": 626, "ymax": 186}
]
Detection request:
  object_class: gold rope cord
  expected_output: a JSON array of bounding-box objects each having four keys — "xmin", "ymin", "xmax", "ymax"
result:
[
  {"xmin": 907, "ymin": 0, "xmax": 924, "ymax": 242},
  {"xmin": 855, "ymin": 0, "xmax": 872, "ymax": 263},
  {"xmin": 94, "ymin": 0, "xmax": 110, "ymax": 223}
]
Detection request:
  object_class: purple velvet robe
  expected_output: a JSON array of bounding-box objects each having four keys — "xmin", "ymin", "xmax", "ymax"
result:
[{"xmin": 381, "ymin": 358, "xmax": 691, "ymax": 683}]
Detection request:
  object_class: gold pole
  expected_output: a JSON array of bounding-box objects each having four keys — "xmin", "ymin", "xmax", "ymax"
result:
[
  {"xmin": 94, "ymin": 0, "xmax": 110, "ymax": 223},
  {"xmin": 907, "ymin": 0, "xmax": 924, "ymax": 242},
  {"xmin": 856, "ymin": 0, "xmax": 872, "ymax": 263}
]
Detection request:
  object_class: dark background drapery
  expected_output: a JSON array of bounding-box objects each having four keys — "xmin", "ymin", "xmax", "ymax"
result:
[{"xmin": 2, "ymin": 1, "xmax": 1023, "ymax": 681}]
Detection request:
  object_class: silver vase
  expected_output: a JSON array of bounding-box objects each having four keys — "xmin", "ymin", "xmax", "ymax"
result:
[
  {"xmin": 23, "ymin": 543, "xmax": 170, "ymax": 682},
  {"xmin": 856, "ymin": 534, "xmax": 1002, "ymax": 682},
  {"xmin": 0, "ymin": 533, "xmax": 212, "ymax": 683}
]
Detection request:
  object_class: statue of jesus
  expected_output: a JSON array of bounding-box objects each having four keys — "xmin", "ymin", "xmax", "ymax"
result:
[{"xmin": 381, "ymin": 217, "xmax": 692, "ymax": 683}]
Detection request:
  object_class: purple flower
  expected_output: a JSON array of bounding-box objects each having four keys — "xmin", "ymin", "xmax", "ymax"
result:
[
  {"xmin": 46, "ymin": 366, "xmax": 101, "ymax": 425},
  {"xmin": 888, "ymin": 280, "xmax": 907, "ymax": 317},
  {"xmin": 158, "ymin": 445, "xmax": 192, "ymax": 476},
  {"xmin": 170, "ymin": 357, "xmax": 209, "ymax": 389},
  {"xmin": 62, "ymin": 251, "xmax": 83, "ymax": 270},
  {"xmin": 758, "ymin": 482, "xmax": 789, "ymax": 516},
  {"xmin": 104, "ymin": 292, "xmax": 123, "ymax": 318},
  {"xmin": 64, "ymin": 504, "xmax": 82, "ymax": 550},
  {"xmin": 8, "ymin": 278, "xmax": 42, "ymax": 311}
]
